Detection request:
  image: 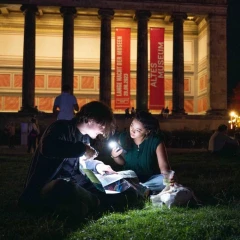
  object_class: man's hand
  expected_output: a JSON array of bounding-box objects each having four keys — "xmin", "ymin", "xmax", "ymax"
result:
[
  {"xmin": 84, "ymin": 145, "xmax": 98, "ymax": 160},
  {"xmin": 96, "ymin": 164, "xmax": 117, "ymax": 175}
]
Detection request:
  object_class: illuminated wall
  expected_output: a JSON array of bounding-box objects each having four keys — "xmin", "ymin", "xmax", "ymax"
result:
[
  {"xmin": 197, "ymin": 18, "xmax": 209, "ymax": 113},
  {"xmin": 0, "ymin": 9, "xmax": 203, "ymax": 114}
]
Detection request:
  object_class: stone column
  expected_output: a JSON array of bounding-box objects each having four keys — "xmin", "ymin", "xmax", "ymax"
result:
[
  {"xmin": 206, "ymin": 14, "xmax": 228, "ymax": 115},
  {"xmin": 171, "ymin": 13, "xmax": 187, "ymax": 115},
  {"xmin": 20, "ymin": 5, "xmax": 38, "ymax": 113},
  {"xmin": 60, "ymin": 7, "xmax": 76, "ymax": 94},
  {"xmin": 98, "ymin": 9, "xmax": 114, "ymax": 107},
  {"xmin": 135, "ymin": 10, "xmax": 151, "ymax": 112}
]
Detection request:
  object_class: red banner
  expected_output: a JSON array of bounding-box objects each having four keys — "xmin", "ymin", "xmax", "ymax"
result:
[
  {"xmin": 149, "ymin": 28, "xmax": 165, "ymax": 109},
  {"xmin": 115, "ymin": 28, "xmax": 131, "ymax": 109}
]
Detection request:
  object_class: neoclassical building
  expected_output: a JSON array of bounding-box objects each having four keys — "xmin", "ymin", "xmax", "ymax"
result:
[{"xmin": 0, "ymin": 0, "xmax": 228, "ymax": 116}]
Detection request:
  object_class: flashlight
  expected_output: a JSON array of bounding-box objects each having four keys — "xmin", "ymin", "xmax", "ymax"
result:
[{"xmin": 108, "ymin": 141, "xmax": 126, "ymax": 153}]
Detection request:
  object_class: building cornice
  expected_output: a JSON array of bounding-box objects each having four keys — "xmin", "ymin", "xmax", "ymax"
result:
[{"xmin": 0, "ymin": 0, "xmax": 227, "ymax": 15}]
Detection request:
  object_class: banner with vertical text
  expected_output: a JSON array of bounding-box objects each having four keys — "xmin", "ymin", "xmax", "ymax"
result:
[
  {"xmin": 115, "ymin": 28, "xmax": 131, "ymax": 109},
  {"xmin": 149, "ymin": 28, "xmax": 165, "ymax": 109}
]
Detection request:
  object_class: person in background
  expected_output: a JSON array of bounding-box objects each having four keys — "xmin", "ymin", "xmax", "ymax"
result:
[
  {"xmin": 163, "ymin": 106, "xmax": 169, "ymax": 118},
  {"xmin": 125, "ymin": 108, "xmax": 130, "ymax": 119},
  {"xmin": 130, "ymin": 107, "xmax": 136, "ymax": 118},
  {"xmin": 53, "ymin": 84, "xmax": 79, "ymax": 120},
  {"xmin": 160, "ymin": 107, "xmax": 165, "ymax": 118},
  {"xmin": 208, "ymin": 124, "xmax": 239, "ymax": 156},
  {"xmin": 18, "ymin": 101, "xmax": 140, "ymax": 218},
  {"xmin": 4, "ymin": 121, "xmax": 15, "ymax": 149},
  {"xmin": 111, "ymin": 110, "xmax": 175, "ymax": 193},
  {"xmin": 27, "ymin": 117, "xmax": 40, "ymax": 153}
]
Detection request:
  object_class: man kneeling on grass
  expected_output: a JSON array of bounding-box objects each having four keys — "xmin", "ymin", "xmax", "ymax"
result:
[{"xmin": 18, "ymin": 101, "xmax": 142, "ymax": 218}]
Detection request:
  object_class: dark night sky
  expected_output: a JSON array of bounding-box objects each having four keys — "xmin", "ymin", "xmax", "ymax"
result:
[{"xmin": 227, "ymin": 0, "xmax": 240, "ymax": 98}]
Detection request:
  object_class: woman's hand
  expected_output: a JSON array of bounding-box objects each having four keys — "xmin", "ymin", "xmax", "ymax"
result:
[
  {"xmin": 110, "ymin": 148, "xmax": 125, "ymax": 166},
  {"xmin": 162, "ymin": 170, "xmax": 176, "ymax": 186},
  {"xmin": 111, "ymin": 147, "xmax": 123, "ymax": 158},
  {"xmin": 170, "ymin": 174, "xmax": 176, "ymax": 186}
]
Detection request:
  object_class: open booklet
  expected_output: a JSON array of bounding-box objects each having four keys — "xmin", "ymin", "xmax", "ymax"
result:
[{"xmin": 82, "ymin": 169, "xmax": 139, "ymax": 194}]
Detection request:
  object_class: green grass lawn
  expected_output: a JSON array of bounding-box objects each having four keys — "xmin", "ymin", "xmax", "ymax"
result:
[{"xmin": 0, "ymin": 148, "xmax": 240, "ymax": 240}]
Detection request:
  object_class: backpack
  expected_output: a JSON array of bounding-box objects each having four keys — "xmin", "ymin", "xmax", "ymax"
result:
[{"xmin": 150, "ymin": 183, "xmax": 199, "ymax": 208}]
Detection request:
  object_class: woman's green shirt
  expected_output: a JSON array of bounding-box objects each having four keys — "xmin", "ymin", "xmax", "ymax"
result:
[{"xmin": 119, "ymin": 131, "xmax": 164, "ymax": 182}]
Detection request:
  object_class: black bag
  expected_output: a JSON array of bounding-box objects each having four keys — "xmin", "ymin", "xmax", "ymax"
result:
[{"xmin": 29, "ymin": 128, "xmax": 38, "ymax": 137}]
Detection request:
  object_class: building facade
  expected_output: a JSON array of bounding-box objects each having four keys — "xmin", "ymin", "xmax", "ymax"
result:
[{"xmin": 0, "ymin": 0, "xmax": 228, "ymax": 115}]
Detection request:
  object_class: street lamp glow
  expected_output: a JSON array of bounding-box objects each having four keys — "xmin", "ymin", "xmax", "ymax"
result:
[{"xmin": 230, "ymin": 111, "xmax": 236, "ymax": 117}]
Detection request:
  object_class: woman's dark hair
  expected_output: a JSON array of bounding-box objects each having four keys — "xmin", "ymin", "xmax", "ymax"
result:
[
  {"xmin": 134, "ymin": 110, "xmax": 160, "ymax": 134},
  {"xmin": 122, "ymin": 111, "xmax": 161, "ymax": 150},
  {"xmin": 76, "ymin": 101, "xmax": 116, "ymax": 138}
]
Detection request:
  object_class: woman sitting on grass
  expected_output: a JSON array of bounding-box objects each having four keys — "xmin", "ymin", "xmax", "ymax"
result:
[{"xmin": 111, "ymin": 110, "xmax": 175, "ymax": 193}]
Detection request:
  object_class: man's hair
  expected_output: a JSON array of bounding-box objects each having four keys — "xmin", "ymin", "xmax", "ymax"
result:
[
  {"xmin": 76, "ymin": 101, "xmax": 116, "ymax": 138},
  {"xmin": 217, "ymin": 124, "xmax": 228, "ymax": 132},
  {"xmin": 62, "ymin": 84, "xmax": 71, "ymax": 92},
  {"xmin": 135, "ymin": 111, "xmax": 160, "ymax": 134}
]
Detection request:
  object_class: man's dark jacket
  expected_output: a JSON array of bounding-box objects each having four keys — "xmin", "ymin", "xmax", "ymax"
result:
[{"xmin": 18, "ymin": 118, "xmax": 101, "ymax": 207}]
